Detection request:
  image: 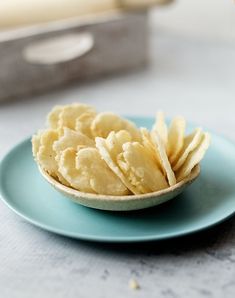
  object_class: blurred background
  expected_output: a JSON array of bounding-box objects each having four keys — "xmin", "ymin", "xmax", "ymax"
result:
[{"xmin": 0, "ymin": 0, "xmax": 235, "ymax": 151}]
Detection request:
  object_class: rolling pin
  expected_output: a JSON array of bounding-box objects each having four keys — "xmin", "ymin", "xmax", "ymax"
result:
[{"xmin": 0, "ymin": 0, "xmax": 172, "ymax": 29}]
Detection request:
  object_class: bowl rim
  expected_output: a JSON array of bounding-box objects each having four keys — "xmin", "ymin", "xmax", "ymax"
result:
[{"xmin": 39, "ymin": 164, "xmax": 200, "ymax": 202}]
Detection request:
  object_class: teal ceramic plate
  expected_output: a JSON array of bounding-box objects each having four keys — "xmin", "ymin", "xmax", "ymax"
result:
[{"xmin": 0, "ymin": 117, "xmax": 235, "ymax": 242}]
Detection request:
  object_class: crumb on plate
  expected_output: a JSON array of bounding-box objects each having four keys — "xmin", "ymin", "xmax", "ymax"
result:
[{"xmin": 129, "ymin": 278, "xmax": 140, "ymax": 290}]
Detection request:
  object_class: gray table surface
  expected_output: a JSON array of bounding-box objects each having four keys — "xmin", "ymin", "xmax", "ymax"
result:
[{"xmin": 1, "ymin": 7, "xmax": 235, "ymax": 298}]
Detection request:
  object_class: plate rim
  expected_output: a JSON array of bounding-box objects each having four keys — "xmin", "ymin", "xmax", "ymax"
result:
[{"xmin": 0, "ymin": 116, "xmax": 235, "ymax": 242}]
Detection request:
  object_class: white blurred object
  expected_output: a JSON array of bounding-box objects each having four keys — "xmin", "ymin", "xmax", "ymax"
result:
[
  {"xmin": 0, "ymin": 0, "xmax": 171, "ymax": 29},
  {"xmin": 23, "ymin": 33, "xmax": 94, "ymax": 65}
]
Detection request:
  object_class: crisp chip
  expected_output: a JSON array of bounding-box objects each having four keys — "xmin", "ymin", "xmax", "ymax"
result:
[
  {"xmin": 167, "ymin": 116, "xmax": 186, "ymax": 164},
  {"xmin": 141, "ymin": 127, "xmax": 156, "ymax": 157},
  {"xmin": 58, "ymin": 147, "xmax": 129, "ymax": 195},
  {"xmin": 34, "ymin": 104, "xmax": 211, "ymax": 196},
  {"xmin": 151, "ymin": 132, "xmax": 176, "ymax": 186},
  {"xmin": 36, "ymin": 129, "xmax": 59, "ymax": 177},
  {"xmin": 96, "ymin": 134, "xmax": 139, "ymax": 194},
  {"xmin": 105, "ymin": 130, "xmax": 132, "ymax": 159},
  {"xmin": 91, "ymin": 112, "xmax": 141, "ymax": 141},
  {"xmin": 58, "ymin": 147, "xmax": 94, "ymax": 193},
  {"xmin": 33, "ymin": 129, "xmax": 69, "ymax": 185},
  {"xmin": 75, "ymin": 112, "xmax": 96, "ymax": 138},
  {"xmin": 53, "ymin": 127, "xmax": 94, "ymax": 162},
  {"xmin": 47, "ymin": 105, "xmax": 64, "ymax": 129},
  {"xmin": 32, "ymin": 130, "xmax": 43, "ymax": 159},
  {"xmin": 140, "ymin": 127, "xmax": 164, "ymax": 172},
  {"xmin": 58, "ymin": 103, "xmax": 96, "ymax": 130},
  {"xmin": 173, "ymin": 128, "xmax": 203, "ymax": 171},
  {"xmin": 117, "ymin": 142, "xmax": 168, "ymax": 194},
  {"xmin": 152, "ymin": 111, "xmax": 168, "ymax": 147},
  {"xmin": 176, "ymin": 133, "xmax": 211, "ymax": 181},
  {"xmin": 76, "ymin": 148, "xmax": 129, "ymax": 195}
]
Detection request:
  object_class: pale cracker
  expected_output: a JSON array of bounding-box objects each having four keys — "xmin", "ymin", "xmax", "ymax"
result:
[
  {"xmin": 151, "ymin": 131, "xmax": 176, "ymax": 186},
  {"xmin": 76, "ymin": 148, "xmax": 129, "ymax": 195},
  {"xmin": 95, "ymin": 136, "xmax": 140, "ymax": 194},
  {"xmin": 58, "ymin": 147, "xmax": 128, "ymax": 195},
  {"xmin": 53, "ymin": 127, "xmax": 94, "ymax": 162},
  {"xmin": 91, "ymin": 112, "xmax": 141, "ymax": 141},
  {"xmin": 152, "ymin": 111, "xmax": 168, "ymax": 147},
  {"xmin": 167, "ymin": 116, "xmax": 186, "ymax": 164},
  {"xmin": 173, "ymin": 128, "xmax": 203, "ymax": 171},
  {"xmin": 47, "ymin": 105, "xmax": 63, "ymax": 129},
  {"xmin": 176, "ymin": 133, "xmax": 211, "ymax": 181},
  {"xmin": 75, "ymin": 111, "xmax": 96, "ymax": 138},
  {"xmin": 117, "ymin": 142, "xmax": 168, "ymax": 194},
  {"xmin": 58, "ymin": 103, "xmax": 96, "ymax": 130},
  {"xmin": 140, "ymin": 127, "xmax": 164, "ymax": 173},
  {"xmin": 58, "ymin": 147, "xmax": 94, "ymax": 193}
]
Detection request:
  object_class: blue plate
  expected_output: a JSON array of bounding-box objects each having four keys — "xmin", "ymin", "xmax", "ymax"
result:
[{"xmin": 0, "ymin": 117, "xmax": 235, "ymax": 242}]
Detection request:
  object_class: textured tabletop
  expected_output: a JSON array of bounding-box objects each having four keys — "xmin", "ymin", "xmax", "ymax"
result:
[{"xmin": 1, "ymin": 2, "xmax": 235, "ymax": 297}]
